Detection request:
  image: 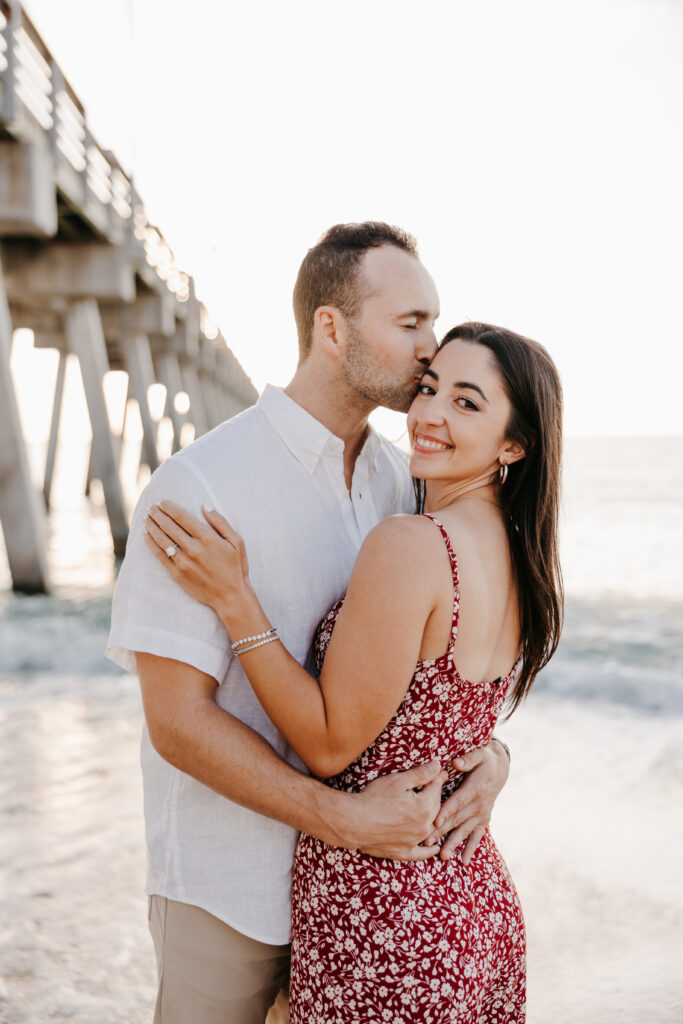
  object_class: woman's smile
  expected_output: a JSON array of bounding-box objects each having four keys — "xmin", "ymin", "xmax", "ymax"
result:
[{"xmin": 413, "ymin": 432, "xmax": 453, "ymax": 453}]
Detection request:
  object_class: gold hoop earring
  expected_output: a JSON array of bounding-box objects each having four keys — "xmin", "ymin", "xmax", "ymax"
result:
[{"xmin": 499, "ymin": 462, "xmax": 508, "ymax": 485}]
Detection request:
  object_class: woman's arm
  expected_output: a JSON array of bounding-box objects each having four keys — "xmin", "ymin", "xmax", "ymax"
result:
[
  {"xmin": 136, "ymin": 649, "xmax": 447, "ymax": 860},
  {"xmin": 145, "ymin": 502, "xmax": 440, "ymax": 777}
]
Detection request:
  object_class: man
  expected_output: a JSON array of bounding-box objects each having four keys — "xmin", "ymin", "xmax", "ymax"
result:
[{"xmin": 107, "ymin": 222, "xmax": 510, "ymax": 1023}]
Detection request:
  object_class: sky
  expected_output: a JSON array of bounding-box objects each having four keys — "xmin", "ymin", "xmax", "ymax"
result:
[{"xmin": 12, "ymin": 0, "xmax": 683, "ymax": 441}]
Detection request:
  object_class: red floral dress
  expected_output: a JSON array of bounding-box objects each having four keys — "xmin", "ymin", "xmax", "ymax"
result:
[{"xmin": 289, "ymin": 515, "xmax": 526, "ymax": 1024}]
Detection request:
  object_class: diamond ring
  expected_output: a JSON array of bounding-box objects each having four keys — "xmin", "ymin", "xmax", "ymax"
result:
[{"xmin": 165, "ymin": 544, "xmax": 178, "ymax": 558}]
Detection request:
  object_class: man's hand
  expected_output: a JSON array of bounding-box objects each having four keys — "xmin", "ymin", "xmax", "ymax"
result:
[
  {"xmin": 335, "ymin": 760, "xmax": 448, "ymax": 861},
  {"xmin": 428, "ymin": 741, "xmax": 510, "ymax": 865}
]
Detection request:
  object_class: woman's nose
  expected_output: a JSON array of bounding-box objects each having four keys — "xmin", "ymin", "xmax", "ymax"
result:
[{"xmin": 419, "ymin": 395, "xmax": 446, "ymax": 426}]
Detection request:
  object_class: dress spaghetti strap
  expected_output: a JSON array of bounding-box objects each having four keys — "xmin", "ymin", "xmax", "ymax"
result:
[{"xmin": 421, "ymin": 512, "xmax": 460, "ymax": 650}]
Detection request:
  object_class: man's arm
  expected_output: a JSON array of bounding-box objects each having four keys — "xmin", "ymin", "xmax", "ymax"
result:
[
  {"xmin": 138, "ymin": 503, "xmax": 510, "ymax": 864},
  {"xmin": 137, "ymin": 651, "xmax": 447, "ymax": 860}
]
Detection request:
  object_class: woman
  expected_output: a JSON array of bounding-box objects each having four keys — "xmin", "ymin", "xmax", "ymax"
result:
[{"xmin": 145, "ymin": 322, "xmax": 563, "ymax": 1023}]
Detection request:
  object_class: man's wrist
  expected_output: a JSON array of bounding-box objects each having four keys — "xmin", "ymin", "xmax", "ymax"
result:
[{"xmin": 304, "ymin": 779, "xmax": 358, "ymax": 849}]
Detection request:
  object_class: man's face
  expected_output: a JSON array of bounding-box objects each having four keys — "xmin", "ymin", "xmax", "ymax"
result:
[{"xmin": 341, "ymin": 245, "xmax": 440, "ymax": 412}]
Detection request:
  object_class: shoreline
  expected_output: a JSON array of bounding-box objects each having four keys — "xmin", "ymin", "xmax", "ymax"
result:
[{"xmin": 1, "ymin": 673, "xmax": 682, "ymax": 1022}]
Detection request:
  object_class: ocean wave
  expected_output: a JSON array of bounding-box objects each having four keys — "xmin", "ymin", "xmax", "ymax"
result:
[
  {"xmin": 529, "ymin": 597, "xmax": 683, "ymax": 715},
  {"xmin": 0, "ymin": 592, "xmax": 117, "ymax": 675},
  {"xmin": 1, "ymin": 590, "xmax": 681, "ymax": 716}
]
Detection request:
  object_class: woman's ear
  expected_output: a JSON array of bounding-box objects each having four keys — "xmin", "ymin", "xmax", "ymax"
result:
[{"xmin": 500, "ymin": 440, "xmax": 526, "ymax": 466}]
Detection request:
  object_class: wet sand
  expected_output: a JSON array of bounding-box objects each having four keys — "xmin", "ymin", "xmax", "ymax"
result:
[
  {"xmin": 496, "ymin": 696, "xmax": 683, "ymax": 1023},
  {"xmin": 1, "ymin": 672, "xmax": 682, "ymax": 1023},
  {"xmin": 0, "ymin": 672, "xmax": 154, "ymax": 1024}
]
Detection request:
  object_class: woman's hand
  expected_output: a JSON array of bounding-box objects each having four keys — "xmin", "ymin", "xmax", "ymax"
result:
[{"xmin": 144, "ymin": 502, "xmax": 253, "ymax": 622}]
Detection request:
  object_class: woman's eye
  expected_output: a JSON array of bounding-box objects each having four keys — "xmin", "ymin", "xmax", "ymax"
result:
[
  {"xmin": 418, "ymin": 384, "xmax": 435, "ymax": 395},
  {"xmin": 457, "ymin": 397, "xmax": 479, "ymax": 410}
]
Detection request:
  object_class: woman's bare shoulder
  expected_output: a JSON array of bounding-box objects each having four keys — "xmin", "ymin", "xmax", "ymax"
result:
[
  {"xmin": 346, "ymin": 515, "xmax": 450, "ymax": 600},
  {"xmin": 340, "ymin": 516, "xmax": 447, "ymax": 631},
  {"xmin": 360, "ymin": 513, "xmax": 449, "ymax": 561}
]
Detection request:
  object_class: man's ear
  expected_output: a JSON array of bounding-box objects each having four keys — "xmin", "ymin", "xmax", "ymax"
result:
[
  {"xmin": 311, "ymin": 305, "xmax": 347, "ymax": 359},
  {"xmin": 500, "ymin": 439, "xmax": 526, "ymax": 466}
]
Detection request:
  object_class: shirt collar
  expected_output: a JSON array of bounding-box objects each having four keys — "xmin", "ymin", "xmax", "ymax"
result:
[{"xmin": 257, "ymin": 384, "xmax": 383, "ymax": 475}]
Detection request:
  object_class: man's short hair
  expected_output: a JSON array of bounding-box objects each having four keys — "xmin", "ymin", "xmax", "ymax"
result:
[{"xmin": 292, "ymin": 222, "xmax": 418, "ymax": 361}]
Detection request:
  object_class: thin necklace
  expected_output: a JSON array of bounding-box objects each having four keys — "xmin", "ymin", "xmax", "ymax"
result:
[{"xmin": 449, "ymin": 494, "xmax": 503, "ymax": 511}]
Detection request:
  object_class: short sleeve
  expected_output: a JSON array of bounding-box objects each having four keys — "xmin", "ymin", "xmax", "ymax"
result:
[{"xmin": 106, "ymin": 455, "xmax": 231, "ymax": 681}]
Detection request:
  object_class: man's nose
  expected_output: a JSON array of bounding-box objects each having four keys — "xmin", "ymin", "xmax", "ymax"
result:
[{"xmin": 415, "ymin": 326, "xmax": 438, "ymax": 362}]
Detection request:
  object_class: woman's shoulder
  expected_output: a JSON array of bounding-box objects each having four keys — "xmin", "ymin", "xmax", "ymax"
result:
[
  {"xmin": 346, "ymin": 516, "xmax": 449, "ymax": 612},
  {"xmin": 370, "ymin": 509, "xmax": 478, "ymax": 552},
  {"xmin": 365, "ymin": 512, "xmax": 449, "ymax": 546},
  {"xmin": 357, "ymin": 514, "xmax": 452, "ymax": 575}
]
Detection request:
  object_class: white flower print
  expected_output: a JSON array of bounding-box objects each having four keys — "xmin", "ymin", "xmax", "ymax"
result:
[{"xmin": 291, "ymin": 516, "xmax": 526, "ymax": 1024}]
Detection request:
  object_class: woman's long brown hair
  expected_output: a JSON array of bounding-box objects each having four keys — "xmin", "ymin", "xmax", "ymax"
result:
[{"xmin": 415, "ymin": 322, "xmax": 564, "ymax": 713}]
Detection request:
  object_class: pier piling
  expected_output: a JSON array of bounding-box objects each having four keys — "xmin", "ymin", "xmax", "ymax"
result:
[
  {"xmin": 0, "ymin": 1, "xmax": 258, "ymax": 591},
  {"xmin": 0, "ymin": 265, "xmax": 49, "ymax": 592}
]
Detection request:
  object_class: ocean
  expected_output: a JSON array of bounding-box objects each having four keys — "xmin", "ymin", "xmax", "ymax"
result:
[
  {"xmin": 0, "ymin": 435, "xmax": 682, "ymax": 1023},
  {"xmin": 2, "ymin": 435, "xmax": 681, "ymax": 706}
]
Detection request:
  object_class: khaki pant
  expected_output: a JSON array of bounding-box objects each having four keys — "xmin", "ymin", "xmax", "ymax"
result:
[{"xmin": 148, "ymin": 895, "xmax": 290, "ymax": 1024}]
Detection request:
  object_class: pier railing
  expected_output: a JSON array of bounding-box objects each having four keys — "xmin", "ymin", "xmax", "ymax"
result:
[
  {"xmin": 0, "ymin": 0, "xmax": 258, "ymax": 593},
  {"xmin": 0, "ymin": 1, "xmax": 134, "ymax": 241}
]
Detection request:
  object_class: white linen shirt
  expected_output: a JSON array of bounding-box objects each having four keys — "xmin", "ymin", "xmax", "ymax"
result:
[{"xmin": 107, "ymin": 384, "xmax": 414, "ymax": 944}]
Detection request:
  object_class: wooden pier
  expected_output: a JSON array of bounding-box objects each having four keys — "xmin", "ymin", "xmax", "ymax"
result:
[{"xmin": 0, "ymin": 1, "xmax": 258, "ymax": 593}]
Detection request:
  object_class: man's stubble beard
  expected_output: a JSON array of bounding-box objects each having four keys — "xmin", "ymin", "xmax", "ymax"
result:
[{"xmin": 342, "ymin": 323, "xmax": 420, "ymax": 414}]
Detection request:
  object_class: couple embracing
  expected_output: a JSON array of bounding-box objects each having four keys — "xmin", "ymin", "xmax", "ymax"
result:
[{"xmin": 108, "ymin": 222, "xmax": 563, "ymax": 1024}]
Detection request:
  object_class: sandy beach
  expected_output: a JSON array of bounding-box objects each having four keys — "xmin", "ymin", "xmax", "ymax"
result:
[
  {"xmin": 497, "ymin": 695, "xmax": 683, "ymax": 1023},
  {"xmin": 1, "ymin": 665, "xmax": 682, "ymax": 1024}
]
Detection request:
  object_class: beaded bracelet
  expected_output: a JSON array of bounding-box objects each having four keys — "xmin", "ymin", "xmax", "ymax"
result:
[
  {"xmin": 231, "ymin": 627, "xmax": 277, "ymax": 651},
  {"xmin": 234, "ymin": 633, "xmax": 279, "ymax": 657}
]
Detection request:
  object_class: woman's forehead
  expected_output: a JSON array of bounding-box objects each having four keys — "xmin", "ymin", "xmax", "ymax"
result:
[{"xmin": 431, "ymin": 338, "xmax": 498, "ymax": 377}]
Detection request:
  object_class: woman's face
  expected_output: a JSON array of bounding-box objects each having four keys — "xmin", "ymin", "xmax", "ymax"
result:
[{"xmin": 407, "ymin": 338, "xmax": 515, "ymax": 484}]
